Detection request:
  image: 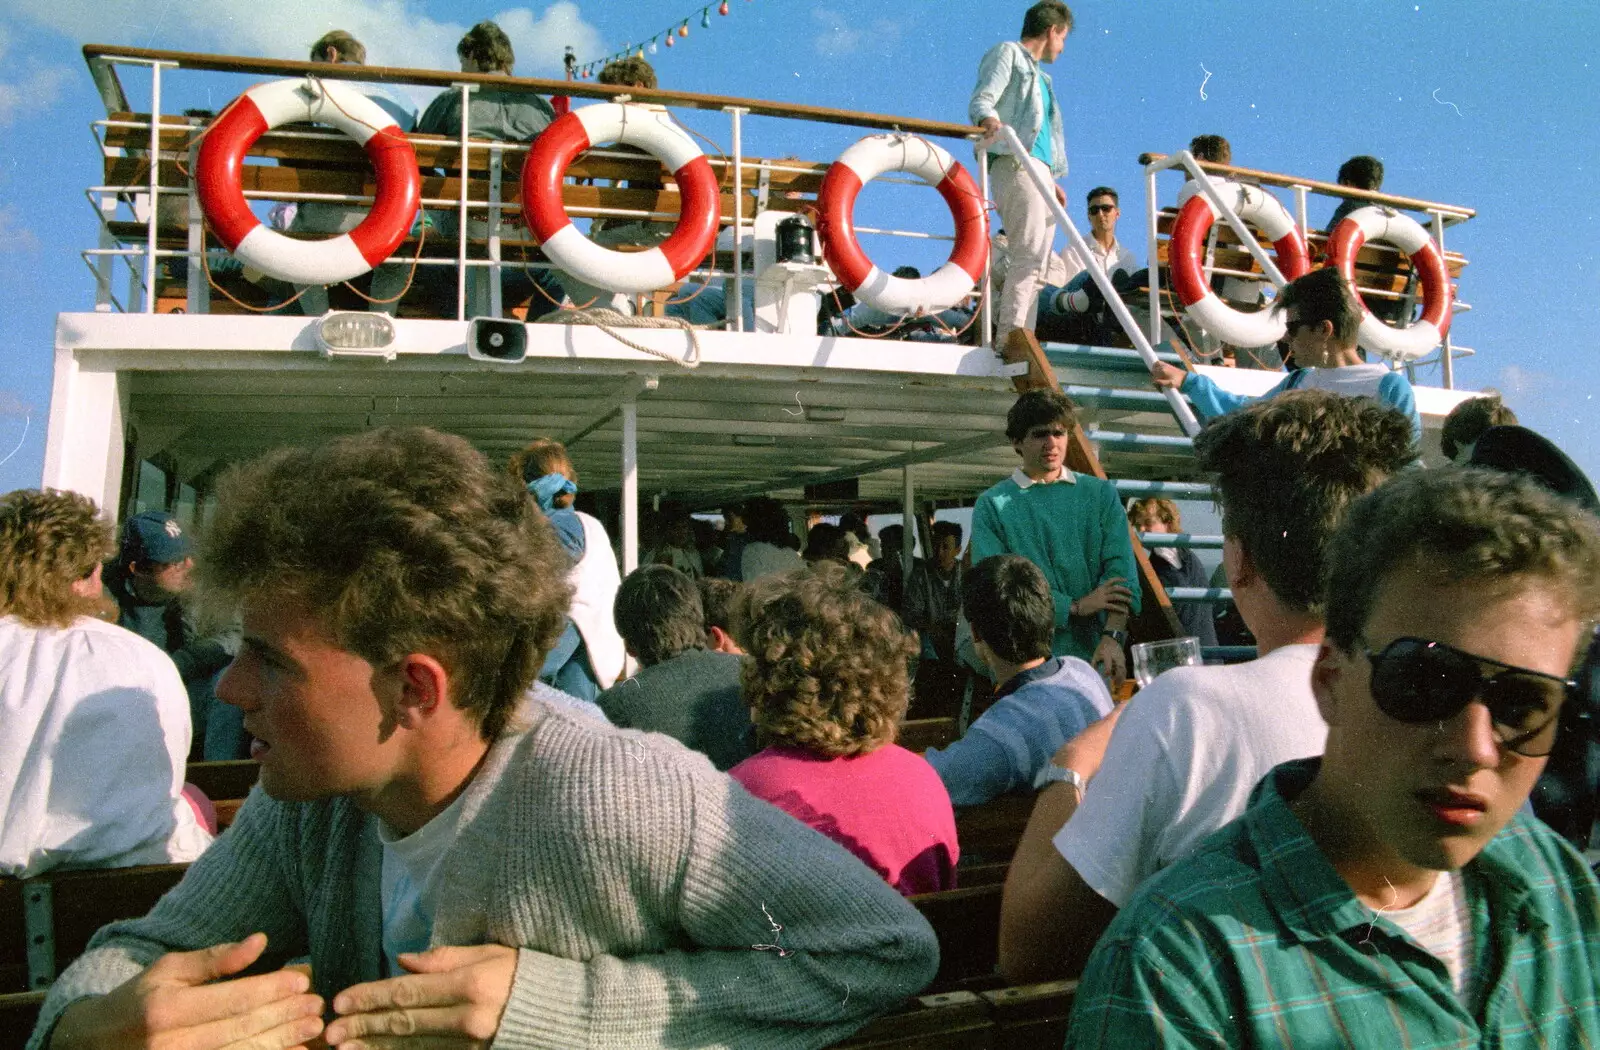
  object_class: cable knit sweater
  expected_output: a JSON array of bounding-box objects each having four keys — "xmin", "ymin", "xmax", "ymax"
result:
[{"xmin": 28, "ymin": 688, "xmax": 939, "ymax": 1049}]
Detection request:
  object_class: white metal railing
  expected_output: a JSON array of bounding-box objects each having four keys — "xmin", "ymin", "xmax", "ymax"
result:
[
  {"xmin": 995, "ymin": 126, "xmax": 1203, "ymax": 437},
  {"xmin": 1141, "ymin": 150, "xmax": 1476, "ymax": 388},
  {"xmin": 81, "ymin": 50, "xmax": 984, "ymax": 327}
]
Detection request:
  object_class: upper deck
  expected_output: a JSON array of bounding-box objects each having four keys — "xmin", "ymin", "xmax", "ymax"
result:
[{"xmin": 50, "ymin": 46, "xmax": 1482, "ymax": 550}]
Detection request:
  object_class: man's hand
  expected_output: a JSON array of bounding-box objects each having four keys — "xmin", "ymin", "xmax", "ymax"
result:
[
  {"xmin": 323, "ymin": 944, "xmax": 517, "ymax": 1049},
  {"xmin": 1092, "ymin": 636, "xmax": 1127, "ymax": 691},
  {"xmin": 1053, "ymin": 183, "xmax": 1067, "ymax": 207},
  {"xmin": 50, "ymin": 933, "xmax": 323, "ymax": 1050},
  {"xmin": 978, "ymin": 115, "xmax": 1002, "ymax": 145},
  {"xmin": 1072, "ymin": 578, "xmax": 1131, "ymax": 618},
  {"xmin": 1051, "ymin": 702, "xmax": 1126, "ymax": 784},
  {"xmin": 1149, "ymin": 361, "xmax": 1187, "ymax": 390}
]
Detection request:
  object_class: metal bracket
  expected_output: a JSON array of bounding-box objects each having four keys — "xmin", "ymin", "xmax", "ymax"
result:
[
  {"xmin": 24, "ymin": 878, "xmax": 56, "ymax": 989},
  {"xmin": 756, "ymin": 160, "xmax": 772, "ymax": 213}
]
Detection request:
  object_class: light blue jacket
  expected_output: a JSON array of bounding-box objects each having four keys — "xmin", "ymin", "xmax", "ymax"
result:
[
  {"xmin": 969, "ymin": 40, "xmax": 1068, "ymax": 178},
  {"xmin": 1181, "ymin": 365, "xmax": 1424, "ymax": 446}
]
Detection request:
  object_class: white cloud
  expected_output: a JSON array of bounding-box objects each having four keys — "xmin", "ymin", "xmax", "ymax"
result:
[
  {"xmin": 0, "ymin": 205, "xmax": 39, "ymax": 252},
  {"xmin": 0, "ymin": 62, "xmax": 70, "ymax": 126},
  {"xmin": 1497, "ymin": 364, "xmax": 1545, "ymax": 396},
  {"xmin": 8, "ymin": 0, "xmax": 602, "ymax": 77},
  {"xmin": 810, "ymin": 10, "xmax": 901, "ymax": 57},
  {"xmin": 0, "ymin": 390, "xmax": 33, "ymax": 417}
]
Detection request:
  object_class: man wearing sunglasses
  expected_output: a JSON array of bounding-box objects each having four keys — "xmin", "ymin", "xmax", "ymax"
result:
[
  {"xmin": 1150, "ymin": 266, "xmax": 1423, "ymax": 444},
  {"xmin": 999, "ymin": 391, "xmax": 1413, "ymax": 982},
  {"xmin": 1040, "ymin": 187, "xmax": 1138, "ymax": 345},
  {"xmin": 1067, "ymin": 466, "xmax": 1600, "ymax": 1047}
]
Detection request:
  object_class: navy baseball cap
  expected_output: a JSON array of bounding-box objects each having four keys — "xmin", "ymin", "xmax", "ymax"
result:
[
  {"xmin": 122, "ymin": 511, "xmax": 192, "ymax": 564},
  {"xmin": 1468, "ymin": 426, "xmax": 1599, "ymax": 515}
]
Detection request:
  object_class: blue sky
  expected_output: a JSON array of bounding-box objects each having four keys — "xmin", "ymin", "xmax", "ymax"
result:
[{"xmin": 2, "ymin": 0, "xmax": 1597, "ymax": 495}]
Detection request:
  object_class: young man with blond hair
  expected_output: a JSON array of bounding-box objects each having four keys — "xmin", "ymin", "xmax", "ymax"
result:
[{"xmin": 29, "ymin": 427, "xmax": 936, "ymax": 1050}]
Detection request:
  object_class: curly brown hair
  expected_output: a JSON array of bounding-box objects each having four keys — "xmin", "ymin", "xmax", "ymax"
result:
[
  {"xmin": 598, "ymin": 55, "xmax": 657, "ymax": 90},
  {"xmin": 1127, "ymin": 496, "xmax": 1181, "ymax": 532},
  {"xmin": 0, "ymin": 489, "xmax": 114, "ymax": 628},
  {"xmin": 736, "ymin": 562, "xmax": 914, "ymax": 757},
  {"xmin": 198, "ymin": 427, "xmax": 572, "ymax": 740}
]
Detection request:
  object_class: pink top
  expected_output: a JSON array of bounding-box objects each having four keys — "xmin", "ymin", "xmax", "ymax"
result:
[{"xmin": 730, "ymin": 743, "xmax": 959, "ymax": 896}]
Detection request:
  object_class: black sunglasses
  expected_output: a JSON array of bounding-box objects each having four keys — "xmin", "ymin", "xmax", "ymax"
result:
[
  {"xmin": 1088, "ymin": 203, "xmax": 1116, "ymax": 215},
  {"xmin": 1358, "ymin": 636, "xmax": 1577, "ymax": 757}
]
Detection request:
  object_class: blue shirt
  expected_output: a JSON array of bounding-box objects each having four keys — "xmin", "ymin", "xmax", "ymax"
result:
[
  {"xmin": 1182, "ymin": 362, "xmax": 1423, "ymax": 446},
  {"xmin": 923, "ymin": 656, "xmax": 1113, "ymax": 806},
  {"xmin": 1030, "ymin": 75, "xmax": 1056, "ymax": 165}
]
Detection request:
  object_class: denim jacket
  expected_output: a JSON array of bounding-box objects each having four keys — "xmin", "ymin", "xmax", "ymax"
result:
[{"xmin": 969, "ymin": 40, "xmax": 1068, "ymax": 178}]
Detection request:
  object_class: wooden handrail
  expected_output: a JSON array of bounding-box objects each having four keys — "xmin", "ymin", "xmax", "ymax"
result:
[
  {"xmin": 82, "ymin": 44, "xmax": 982, "ymax": 140},
  {"xmin": 1138, "ymin": 152, "xmax": 1475, "ymax": 220}
]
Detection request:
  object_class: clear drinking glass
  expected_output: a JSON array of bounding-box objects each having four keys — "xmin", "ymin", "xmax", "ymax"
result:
[{"xmin": 1131, "ymin": 636, "xmax": 1203, "ymax": 688}]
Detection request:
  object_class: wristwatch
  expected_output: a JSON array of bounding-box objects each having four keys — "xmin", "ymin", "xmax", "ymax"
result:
[
  {"xmin": 1101, "ymin": 628, "xmax": 1129, "ymax": 647},
  {"xmin": 1036, "ymin": 763, "xmax": 1086, "ymax": 797}
]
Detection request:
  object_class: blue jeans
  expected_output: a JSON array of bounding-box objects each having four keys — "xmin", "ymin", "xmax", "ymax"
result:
[{"xmin": 539, "ymin": 620, "xmax": 600, "ymax": 702}]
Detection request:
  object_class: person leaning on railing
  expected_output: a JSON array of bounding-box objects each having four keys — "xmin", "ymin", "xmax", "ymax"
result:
[{"xmin": 970, "ymin": 1, "xmax": 1073, "ymax": 353}]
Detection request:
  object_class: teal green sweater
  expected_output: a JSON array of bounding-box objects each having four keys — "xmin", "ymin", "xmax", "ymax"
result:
[{"xmin": 971, "ymin": 471, "xmax": 1142, "ymax": 661}]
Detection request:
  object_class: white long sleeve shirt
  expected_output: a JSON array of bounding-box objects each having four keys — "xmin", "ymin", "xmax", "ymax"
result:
[{"xmin": 0, "ymin": 615, "xmax": 212, "ymax": 878}]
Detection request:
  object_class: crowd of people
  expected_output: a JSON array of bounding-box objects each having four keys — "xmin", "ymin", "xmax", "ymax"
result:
[
  {"xmin": 10, "ymin": 362, "xmax": 1597, "ymax": 1046},
  {"xmin": 9, "ymin": 3, "xmax": 1600, "ymax": 1048}
]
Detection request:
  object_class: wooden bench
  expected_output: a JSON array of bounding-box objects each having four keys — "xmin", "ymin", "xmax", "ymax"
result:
[
  {"xmin": 953, "ymin": 792, "xmax": 1036, "ymax": 864},
  {"xmin": 830, "ymin": 980, "xmax": 1077, "ymax": 1049},
  {"xmin": 99, "ymin": 113, "xmax": 828, "ymax": 316},
  {"xmin": 184, "ymin": 758, "xmax": 259, "ymax": 801},
  {"xmin": 0, "ymin": 991, "xmax": 46, "ymax": 1050},
  {"xmin": 982, "ymin": 979, "xmax": 1078, "ymax": 1050},
  {"xmin": 911, "ymin": 883, "xmax": 1004, "ymax": 993},
  {"xmin": 0, "ymin": 864, "xmax": 189, "ymax": 992},
  {"xmin": 899, "ymin": 717, "xmax": 958, "ymax": 753},
  {"xmin": 833, "ymin": 990, "xmax": 993, "ymax": 1048}
]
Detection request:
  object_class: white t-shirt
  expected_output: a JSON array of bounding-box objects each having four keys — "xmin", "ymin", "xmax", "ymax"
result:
[
  {"xmin": 378, "ymin": 789, "xmax": 470, "ymax": 977},
  {"xmin": 0, "ymin": 615, "xmax": 213, "ymax": 878},
  {"xmin": 1292, "ymin": 362, "xmax": 1397, "ymax": 401},
  {"xmin": 568, "ymin": 511, "xmax": 626, "ymax": 690},
  {"xmin": 1059, "ymin": 236, "xmax": 1138, "ymax": 285},
  {"xmin": 1383, "ymin": 868, "xmax": 1478, "ymax": 1005},
  {"xmin": 1056, "ymin": 643, "xmax": 1325, "ymax": 907}
]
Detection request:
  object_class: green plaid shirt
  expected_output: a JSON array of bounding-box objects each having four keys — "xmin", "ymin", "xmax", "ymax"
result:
[{"xmin": 1067, "ymin": 758, "xmax": 1600, "ymax": 1049}]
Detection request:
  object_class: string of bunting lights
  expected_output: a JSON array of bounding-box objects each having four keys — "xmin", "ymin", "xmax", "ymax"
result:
[{"xmin": 567, "ymin": 0, "xmax": 752, "ymax": 79}]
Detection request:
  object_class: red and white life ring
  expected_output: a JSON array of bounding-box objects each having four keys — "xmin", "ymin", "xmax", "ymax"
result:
[
  {"xmin": 817, "ymin": 135, "xmax": 987, "ymax": 315},
  {"xmin": 1327, "ymin": 206, "xmax": 1453, "ymax": 360},
  {"xmin": 1170, "ymin": 179, "xmax": 1310, "ymax": 347},
  {"xmin": 196, "ymin": 78, "xmax": 419, "ymax": 285},
  {"xmin": 521, "ymin": 104, "xmax": 718, "ymax": 295}
]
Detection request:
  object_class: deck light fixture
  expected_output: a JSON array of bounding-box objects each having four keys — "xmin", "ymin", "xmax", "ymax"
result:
[
  {"xmin": 314, "ymin": 312, "xmax": 396, "ymax": 361},
  {"xmin": 803, "ymin": 406, "xmax": 846, "ymax": 422},
  {"xmin": 732, "ymin": 434, "xmax": 776, "ymax": 446}
]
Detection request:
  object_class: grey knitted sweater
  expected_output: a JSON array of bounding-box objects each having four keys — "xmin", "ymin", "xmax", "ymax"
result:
[{"xmin": 28, "ymin": 691, "xmax": 939, "ymax": 1048}]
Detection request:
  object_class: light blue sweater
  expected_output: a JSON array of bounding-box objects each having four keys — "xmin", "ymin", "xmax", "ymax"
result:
[{"xmin": 924, "ymin": 657, "xmax": 1114, "ymax": 806}]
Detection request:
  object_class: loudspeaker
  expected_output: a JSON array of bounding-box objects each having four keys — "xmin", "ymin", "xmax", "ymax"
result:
[{"xmin": 466, "ymin": 318, "xmax": 528, "ymax": 363}]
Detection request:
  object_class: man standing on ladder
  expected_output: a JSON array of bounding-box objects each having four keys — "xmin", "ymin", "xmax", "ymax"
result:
[{"xmin": 970, "ymin": 1, "xmax": 1073, "ymax": 356}]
